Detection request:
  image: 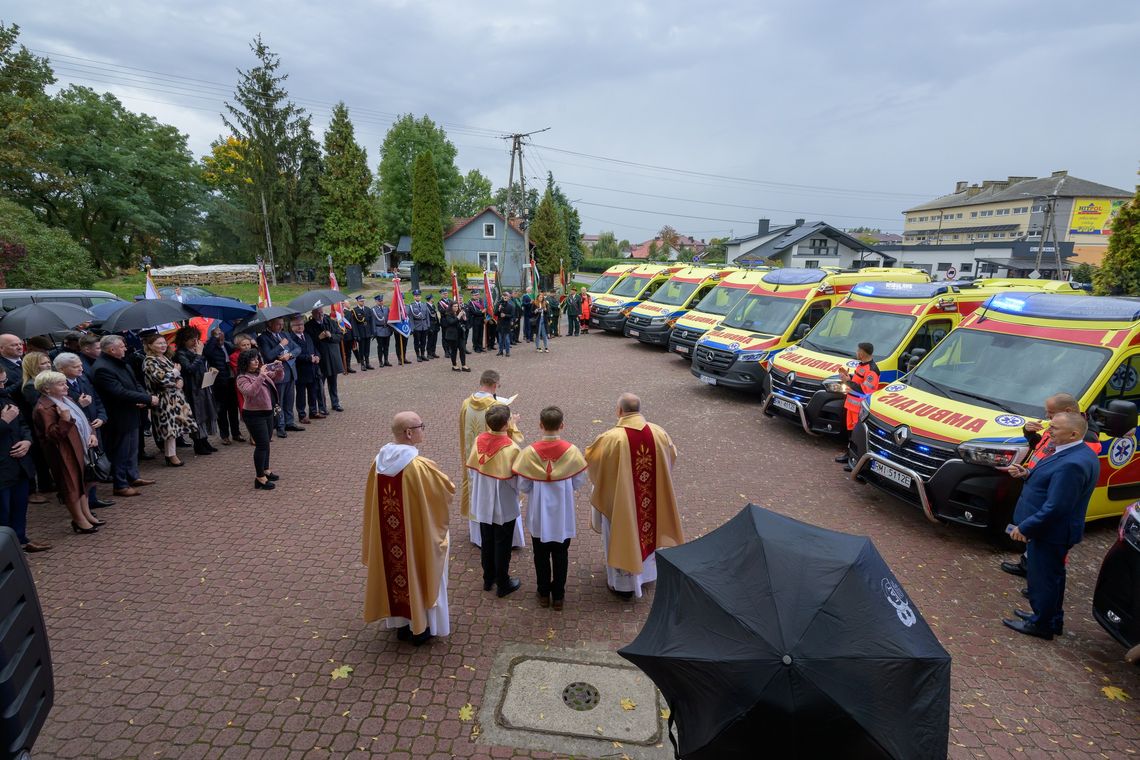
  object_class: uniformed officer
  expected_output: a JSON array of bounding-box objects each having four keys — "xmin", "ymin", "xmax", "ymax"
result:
[{"xmin": 836, "ymin": 342, "xmax": 878, "ymax": 472}]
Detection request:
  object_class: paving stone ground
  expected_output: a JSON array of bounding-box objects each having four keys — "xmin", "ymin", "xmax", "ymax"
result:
[{"xmin": 26, "ymin": 330, "xmax": 1140, "ymax": 759}]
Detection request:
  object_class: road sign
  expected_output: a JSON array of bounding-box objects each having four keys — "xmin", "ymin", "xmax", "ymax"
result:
[{"xmin": 945, "ymin": 266, "xmax": 957, "ymax": 281}]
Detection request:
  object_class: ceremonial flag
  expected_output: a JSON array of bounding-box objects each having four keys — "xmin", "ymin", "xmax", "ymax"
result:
[
  {"xmin": 388, "ymin": 278, "xmax": 412, "ymax": 337},
  {"xmin": 483, "ymin": 270, "xmax": 496, "ymax": 323},
  {"xmin": 529, "ymin": 258, "xmax": 540, "ymax": 298},
  {"xmin": 257, "ymin": 260, "xmax": 272, "ymax": 308},
  {"xmin": 328, "ymin": 263, "xmax": 350, "ymax": 331},
  {"xmin": 145, "ymin": 268, "xmax": 180, "ymax": 334},
  {"xmin": 559, "ymin": 260, "xmax": 567, "ymax": 293},
  {"xmin": 451, "ymin": 270, "xmax": 461, "ymax": 303}
]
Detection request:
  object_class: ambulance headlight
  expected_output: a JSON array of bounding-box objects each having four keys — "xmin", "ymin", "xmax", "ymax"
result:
[
  {"xmin": 648, "ymin": 316, "xmax": 667, "ymax": 325},
  {"xmin": 957, "ymin": 442, "xmax": 1029, "ymax": 468},
  {"xmin": 737, "ymin": 351, "xmax": 765, "ymax": 363},
  {"xmin": 823, "ymin": 375, "xmax": 846, "ymax": 394}
]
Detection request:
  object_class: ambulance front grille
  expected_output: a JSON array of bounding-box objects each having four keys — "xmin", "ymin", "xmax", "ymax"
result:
[
  {"xmin": 864, "ymin": 416, "xmax": 956, "ymax": 481},
  {"xmin": 770, "ymin": 370, "xmax": 823, "ymax": 404},
  {"xmin": 672, "ymin": 327, "xmax": 705, "ymax": 344},
  {"xmin": 627, "ymin": 314, "xmax": 653, "ymax": 328}
]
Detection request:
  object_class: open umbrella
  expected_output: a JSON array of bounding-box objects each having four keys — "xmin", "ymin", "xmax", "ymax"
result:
[
  {"xmin": 180, "ymin": 296, "xmax": 255, "ymax": 322},
  {"xmin": 88, "ymin": 300, "xmax": 131, "ymax": 322},
  {"xmin": 99, "ymin": 299, "xmax": 197, "ymax": 333},
  {"xmin": 236, "ymin": 305, "xmax": 300, "ymax": 332},
  {"xmin": 0, "ymin": 302, "xmax": 95, "ymax": 338},
  {"xmin": 286, "ymin": 289, "xmax": 348, "ymax": 313},
  {"xmin": 618, "ymin": 504, "xmax": 950, "ymax": 760}
]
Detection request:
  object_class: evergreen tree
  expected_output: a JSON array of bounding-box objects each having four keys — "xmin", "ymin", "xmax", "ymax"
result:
[
  {"xmin": 222, "ymin": 37, "xmax": 306, "ymax": 268},
  {"xmin": 293, "ymin": 116, "xmax": 323, "ymax": 268},
  {"xmin": 375, "ymin": 114, "xmax": 460, "ymax": 243},
  {"xmin": 410, "ymin": 151, "xmax": 447, "ymax": 283},
  {"xmin": 1093, "ymin": 181, "xmax": 1140, "ymax": 295},
  {"xmin": 545, "ymin": 173, "xmax": 582, "ymax": 267},
  {"xmin": 318, "ymin": 102, "xmax": 379, "ymax": 270},
  {"xmin": 492, "ymin": 181, "xmax": 539, "ymax": 222},
  {"xmin": 451, "ymin": 169, "xmax": 494, "ymax": 217},
  {"xmin": 530, "ymin": 189, "xmax": 570, "ymax": 280}
]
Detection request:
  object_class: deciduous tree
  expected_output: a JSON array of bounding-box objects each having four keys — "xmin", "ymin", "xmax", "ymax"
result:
[
  {"xmin": 376, "ymin": 114, "xmax": 460, "ymax": 243},
  {"xmin": 1094, "ymin": 181, "xmax": 1140, "ymax": 295},
  {"xmin": 0, "ymin": 198, "xmax": 95, "ymax": 287},
  {"xmin": 451, "ymin": 169, "xmax": 494, "ymax": 217}
]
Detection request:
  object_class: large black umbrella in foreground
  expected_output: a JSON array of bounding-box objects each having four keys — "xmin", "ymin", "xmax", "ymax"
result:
[
  {"xmin": 618, "ymin": 504, "xmax": 950, "ymax": 760},
  {"xmin": 236, "ymin": 305, "xmax": 300, "ymax": 332},
  {"xmin": 286, "ymin": 289, "xmax": 347, "ymax": 313},
  {"xmin": 0, "ymin": 302, "xmax": 95, "ymax": 337},
  {"xmin": 99, "ymin": 299, "xmax": 197, "ymax": 333}
]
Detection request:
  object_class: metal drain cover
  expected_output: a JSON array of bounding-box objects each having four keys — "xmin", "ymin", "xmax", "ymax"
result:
[{"xmin": 561, "ymin": 681, "xmax": 600, "ymax": 711}]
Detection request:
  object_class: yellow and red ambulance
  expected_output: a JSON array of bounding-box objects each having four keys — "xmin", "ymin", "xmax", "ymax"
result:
[
  {"xmin": 586, "ymin": 263, "xmax": 639, "ymax": 298},
  {"xmin": 763, "ymin": 278, "xmax": 1086, "ymax": 435},
  {"xmin": 623, "ymin": 266, "xmax": 736, "ymax": 346},
  {"xmin": 849, "ymin": 293, "xmax": 1140, "ymax": 535},
  {"xmin": 668, "ymin": 268, "xmax": 772, "ymax": 359},
  {"xmin": 690, "ymin": 267, "xmax": 929, "ymax": 393},
  {"xmin": 588, "ymin": 263, "xmax": 684, "ymax": 333}
]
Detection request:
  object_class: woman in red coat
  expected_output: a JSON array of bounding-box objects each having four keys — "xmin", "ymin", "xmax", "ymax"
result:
[{"xmin": 32, "ymin": 371, "xmax": 103, "ymax": 534}]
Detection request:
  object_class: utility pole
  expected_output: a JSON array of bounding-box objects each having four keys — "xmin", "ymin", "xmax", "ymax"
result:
[
  {"xmin": 1031, "ymin": 196, "xmax": 1061, "ymax": 279},
  {"xmin": 499, "ymin": 128, "xmax": 550, "ymax": 291},
  {"xmin": 260, "ymin": 191, "xmax": 278, "ymax": 285}
]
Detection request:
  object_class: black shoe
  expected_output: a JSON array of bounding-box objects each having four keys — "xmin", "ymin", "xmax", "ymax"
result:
[
  {"xmin": 254, "ymin": 478, "xmax": 276, "ymax": 490},
  {"xmin": 608, "ymin": 586, "xmax": 634, "ymax": 600},
  {"xmin": 332, "ymin": 405, "xmax": 344, "ymax": 412},
  {"xmin": 205, "ymin": 443, "xmax": 219, "ymax": 453},
  {"xmin": 843, "ymin": 464, "xmax": 853, "ymax": 472},
  {"xmin": 276, "ymin": 431, "xmax": 288, "ymax": 439},
  {"xmin": 383, "ymin": 361, "xmax": 392, "ymax": 367},
  {"xmin": 410, "ymin": 630, "xmax": 435, "ymax": 646},
  {"xmin": 496, "ymin": 577, "xmax": 522, "ymax": 598},
  {"xmin": 139, "ymin": 452, "xmax": 156, "ymax": 461},
  {"xmin": 71, "ymin": 521, "xmax": 98, "ymax": 534},
  {"xmin": 346, "ymin": 368, "xmax": 357, "ymax": 374},
  {"xmin": 1002, "ymin": 618, "xmax": 1054, "ymax": 640},
  {"xmin": 834, "ymin": 453, "xmax": 850, "ymax": 463},
  {"xmin": 483, "ymin": 580, "xmax": 494, "ymax": 592},
  {"xmin": 1014, "ymin": 609, "xmax": 1062, "ymax": 635},
  {"xmin": 91, "ymin": 498, "xmax": 116, "ymax": 509},
  {"xmin": 1000, "ymin": 560, "xmax": 1027, "ymax": 578},
  {"xmin": 265, "ymin": 472, "xmax": 280, "ymax": 482},
  {"xmin": 176, "ymin": 437, "xmax": 191, "ymax": 449},
  {"xmin": 396, "ymin": 625, "xmax": 412, "ymax": 641},
  {"xmin": 284, "ymin": 425, "xmax": 305, "ymax": 432}
]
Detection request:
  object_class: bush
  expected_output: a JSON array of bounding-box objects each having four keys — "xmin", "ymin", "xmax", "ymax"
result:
[
  {"xmin": 0, "ymin": 199, "xmax": 97, "ymax": 288},
  {"xmin": 578, "ymin": 257, "xmax": 631, "ymax": 273}
]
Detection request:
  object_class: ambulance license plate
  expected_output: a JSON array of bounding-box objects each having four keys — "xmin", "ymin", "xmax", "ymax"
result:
[
  {"xmin": 771, "ymin": 396, "xmax": 798, "ymax": 413},
  {"xmin": 675, "ymin": 345, "xmax": 690, "ymax": 354},
  {"xmin": 699, "ymin": 375, "xmax": 717, "ymax": 385},
  {"xmin": 870, "ymin": 460, "xmax": 912, "ymax": 489},
  {"xmin": 628, "ymin": 330, "xmax": 640, "ymax": 337},
  {"xmin": 590, "ymin": 318, "xmax": 599, "ymax": 325}
]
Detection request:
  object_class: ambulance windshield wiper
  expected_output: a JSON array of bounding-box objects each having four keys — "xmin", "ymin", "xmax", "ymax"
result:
[{"xmin": 916, "ymin": 376, "xmax": 1017, "ymax": 415}]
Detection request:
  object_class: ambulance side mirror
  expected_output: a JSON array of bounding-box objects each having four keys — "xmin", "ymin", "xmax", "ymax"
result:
[
  {"xmin": 793, "ymin": 323, "xmax": 809, "ymax": 340},
  {"xmin": 1098, "ymin": 399, "xmax": 1138, "ymax": 439}
]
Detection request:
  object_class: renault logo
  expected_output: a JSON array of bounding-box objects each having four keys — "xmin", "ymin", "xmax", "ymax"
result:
[
  {"xmin": 787, "ymin": 371, "xmax": 797, "ymax": 385},
  {"xmin": 892, "ymin": 426, "xmax": 910, "ymax": 445}
]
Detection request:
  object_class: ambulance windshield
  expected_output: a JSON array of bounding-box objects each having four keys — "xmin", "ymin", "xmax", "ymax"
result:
[
  {"xmin": 801, "ymin": 308, "xmax": 915, "ymax": 361},
  {"xmin": 909, "ymin": 329, "xmax": 1110, "ymax": 417},
  {"xmin": 722, "ymin": 294, "xmax": 804, "ymax": 335},
  {"xmin": 588, "ymin": 273, "xmax": 624, "ymax": 294},
  {"xmin": 693, "ymin": 283, "xmax": 747, "ymax": 316},
  {"xmin": 648, "ymin": 280, "xmax": 699, "ymax": 306},
  {"xmin": 610, "ymin": 274, "xmax": 651, "ymax": 297}
]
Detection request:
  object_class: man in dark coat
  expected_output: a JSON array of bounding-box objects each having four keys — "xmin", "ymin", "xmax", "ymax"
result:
[
  {"xmin": 91, "ymin": 335, "xmax": 158, "ymax": 497},
  {"xmin": 258, "ymin": 318, "xmax": 304, "ymax": 436},
  {"xmin": 565, "ymin": 290, "xmax": 582, "ymax": 336},
  {"xmin": 408, "ymin": 291, "xmax": 432, "ymax": 362},
  {"xmin": 305, "ymin": 307, "xmax": 345, "ymax": 412},
  {"xmin": 425, "ymin": 293, "xmax": 441, "ymax": 359},
  {"xmin": 372, "ymin": 294, "xmax": 392, "ymax": 367},
  {"xmin": 521, "ymin": 294, "xmax": 535, "ymax": 343},
  {"xmin": 1001, "ymin": 412, "xmax": 1100, "ymax": 640},
  {"xmin": 495, "ymin": 294, "xmax": 515, "ymax": 356},
  {"xmin": 436, "ymin": 294, "xmax": 453, "ymax": 359},
  {"xmin": 290, "ymin": 316, "xmax": 324, "ymax": 420},
  {"xmin": 348, "ymin": 295, "xmax": 376, "ymax": 371},
  {"xmin": 466, "ymin": 293, "xmax": 485, "ymax": 353},
  {"xmin": 0, "ymin": 377, "xmax": 49, "ymax": 551},
  {"xmin": 203, "ymin": 328, "xmax": 242, "ymax": 443}
]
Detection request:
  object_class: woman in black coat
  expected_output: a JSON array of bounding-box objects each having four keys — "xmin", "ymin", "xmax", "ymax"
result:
[
  {"xmin": 0, "ymin": 372, "xmax": 50, "ymax": 552},
  {"xmin": 440, "ymin": 302, "xmax": 470, "ymax": 372}
]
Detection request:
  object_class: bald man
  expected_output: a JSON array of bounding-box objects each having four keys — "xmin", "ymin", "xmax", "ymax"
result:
[
  {"xmin": 585, "ymin": 393, "xmax": 683, "ymax": 599},
  {"xmin": 1002, "ymin": 412, "xmax": 1099, "ymax": 640},
  {"xmin": 0, "ymin": 334, "xmax": 23, "ymax": 395},
  {"xmin": 362, "ymin": 411, "xmax": 456, "ymax": 646}
]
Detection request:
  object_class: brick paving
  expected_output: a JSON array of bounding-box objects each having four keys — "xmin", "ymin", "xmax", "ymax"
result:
[{"xmin": 26, "ymin": 330, "xmax": 1140, "ymax": 759}]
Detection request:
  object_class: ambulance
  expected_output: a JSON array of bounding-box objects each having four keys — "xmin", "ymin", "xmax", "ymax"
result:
[
  {"xmin": 623, "ymin": 266, "xmax": 736, "ymax": 346},
  {"xmin": 690, "ymin": 267, "xmax": 929, "ymax": 393},
  {"xmin": 588, "ymin": 263, "xmax": 684, "ymax": 333},
  {"xmin": 586, "ymin": 263, "xmax": 639, "ymax": 298},
  {"xmin": 849, "ymin": 293, "xmax": 1140, "ymax": 535},
  {"xmin": 668, "ymin": 268, "xmax": 772, "ymax": 359},
  {"xmin": 763, "ymin": 279, "xmax": 1087, "ymax": 435}
]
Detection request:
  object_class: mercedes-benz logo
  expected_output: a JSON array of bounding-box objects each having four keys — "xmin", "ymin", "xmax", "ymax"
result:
[
  {"xmin": 701, "ymin": 350, "xmax": 713, "ymax": 361},
  {"xmin": 787, "ymin": 371, "xmax": 797, "ymax": 385},
  {"xmin": 892, "ymin": 426, "xmax": 910, "ymax": 445}
]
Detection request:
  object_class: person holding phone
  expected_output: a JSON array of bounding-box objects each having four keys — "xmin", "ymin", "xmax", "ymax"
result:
[{"xmin": 235, "ymin": 349, "xmax": 284, "ymax": 491}]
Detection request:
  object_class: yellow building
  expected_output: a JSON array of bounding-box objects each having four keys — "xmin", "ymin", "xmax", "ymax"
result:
[{"xmin": 902, "ymin": 170, "xmax": 1132, "ymax": 265}]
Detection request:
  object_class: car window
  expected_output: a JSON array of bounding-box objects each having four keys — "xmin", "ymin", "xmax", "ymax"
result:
[
  {"xmin": 0, "ymin": 297, "xmax": 34, "ymax": 311},
  {"xmin": 1096, "ymin": 354, "xmax": 1140, "ymax": 407},
  {"xmin": 34, "ymin": 295, "xmax": 85, "ymax": 305}
]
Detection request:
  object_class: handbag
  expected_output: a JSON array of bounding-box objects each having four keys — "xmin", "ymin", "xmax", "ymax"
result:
[{"xmin": 85, "ymin": 445, "xmax": 113, "ymax": 483}]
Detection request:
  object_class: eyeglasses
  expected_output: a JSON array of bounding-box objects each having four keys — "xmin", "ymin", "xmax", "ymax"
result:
[{"xmin": 408, "ymin": 423, "xmax": 426, "ymax": 431}]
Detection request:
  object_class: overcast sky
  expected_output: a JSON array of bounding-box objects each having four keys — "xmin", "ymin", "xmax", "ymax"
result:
[{"xmin": 14, "ymin": 0, "xmax": 1140, "ymax": 241}]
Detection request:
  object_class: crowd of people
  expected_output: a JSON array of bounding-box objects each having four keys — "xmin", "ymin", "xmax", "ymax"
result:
[{"xmin": 362, "ymin": 373, "xmax": 683, "ymax": 647}]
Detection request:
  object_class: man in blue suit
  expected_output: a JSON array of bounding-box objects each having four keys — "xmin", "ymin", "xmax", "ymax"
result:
[
  {"xmin": 1002, "ymin": 412, "xmax": 1100, "ymax": 640},
  {"xmin": 257, "ymin": 318, "xmax": 304, "ymax": 437}
]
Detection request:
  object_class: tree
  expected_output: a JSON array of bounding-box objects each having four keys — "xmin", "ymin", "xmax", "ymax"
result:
[
  {"xmin": 451, "ymin": 169, "xmax": 494, "ymax": 217},
  {"xmin": 291, "ymin": 116, "xmax": 323, "ymax": 270},
  {"xmin": 1093, "ymin": 181, "xmax": 1140, "ymax": 295},
  {"xmin": 200, "ymin": 136, "xmax": 256, "ymax": 263},
  {"xmin": 545, "ymin": 173, "xmax": 582, "ymax": 268},
  {"xmin": 223, "ymin": 37, "xmax": 306, "ymax": 268},
  {"xmin": 410, "ymin": 151, "xmax": 447, "ymax": 283},
  {"xmin": 318, "ymin": 103, "xmax": 379, "ymax": 271},
  {"xmin": 591, "ymin": 231, "xmax": 622, "ymax": 258},
  {"xmin": 0, "ymin": 198, "xmax": 95, "ymax": 287},
  {"xmin": 1070, "ymin": 262, "xmax": 1094, "ymax": 285},
  {"xmin": 492, "ymin": 181, "xmax": 539, "ymax": 223},
  {"xmin": 375, "ymin": 114, "xmax": 460, "ymax": 243},
  {"xmin": 647, "ymin": 240, "xmax": 662, "ymax": 260},
  {"xmin": 0, "ymin": 23, "xmax": 64, "ymax": 209},
  {"xmin": 530, "ymin": 189, "xmax": 570, "ymax": 279},
  {"xmin": 702, "ymin": 237, "xmax": 728, "ymax": 263}
]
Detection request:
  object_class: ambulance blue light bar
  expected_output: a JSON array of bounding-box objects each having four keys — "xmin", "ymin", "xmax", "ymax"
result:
[
  {"xmin": 850, "ymin": 282, "xmax": 952, "ymax": 299},
  {"xmin": 985, "ymin": 293, "xmax": 1140, "ymax": 321},
  {"xmin": 762, "ymin": 269, "xmax": 828, "ymax": 285}
]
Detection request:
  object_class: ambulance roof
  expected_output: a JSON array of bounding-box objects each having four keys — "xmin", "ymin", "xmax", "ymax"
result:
[
  {"xmin": 984, "ymin": 293, "xmax": 1140, "ymax": 322},
  {"xmin": 850, "ymin": 281, "xmax": 952, "ymax": 299},
  {"xmin": 761, "ymin": 268, "xmax": 828, "ymax": 285}
]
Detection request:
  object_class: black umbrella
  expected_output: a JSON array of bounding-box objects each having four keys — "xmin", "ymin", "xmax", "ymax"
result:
[
  {"xmin": 99, "ymin": 299, "xmax": 197, "ymax": 333},
  {"xmin": 236, "ymin": 305, "xmax": 300, "ymax": 332},
  {"xmin": 0, "ymin": 302, "xmax": 95, "ymax": 337},
  {"xmin": 286, "ymin": 289, "xmax": 348, "ymax": 313},
  {"xmin": 180, "ymin": 296, "xmax": 256, "ymax": 322},
  {"xmin": 618, "ymin": 504, "xmax": 950, "ymax": 760}
]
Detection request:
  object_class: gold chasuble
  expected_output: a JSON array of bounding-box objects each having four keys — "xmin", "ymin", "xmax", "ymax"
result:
[
  {"xmin": 585, "ymin": 413, "xmax": 683, "ymax": 575},
  {"xmin": 362, "ymin": 456, "xmax": 455, "ymax": 635},
  {"xmin": 465, "ymin": 431, "xmax": 522, "ymax": 479},
  {"xmin": 458, "ymin": 394, "xmax": 523, "ymax": 518},
  {"xmin": 513, "ymin": 439, "xmax": 588, "ymax": 482}
]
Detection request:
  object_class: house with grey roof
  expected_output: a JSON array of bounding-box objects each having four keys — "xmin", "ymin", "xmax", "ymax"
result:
[{"xmin": 725, "ymin": 218, "xmax": 891, "ymax": 269}]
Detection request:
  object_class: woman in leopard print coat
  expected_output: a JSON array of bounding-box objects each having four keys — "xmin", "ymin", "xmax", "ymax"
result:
[{"xmin": 141, "ymin": 333, "xmax": 196, "ymax": 467}]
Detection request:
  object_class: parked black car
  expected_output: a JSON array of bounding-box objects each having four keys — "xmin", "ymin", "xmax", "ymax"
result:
[{"xmin": 1092, "ymin": 502, "xmax": 1140, "ymax": 651}]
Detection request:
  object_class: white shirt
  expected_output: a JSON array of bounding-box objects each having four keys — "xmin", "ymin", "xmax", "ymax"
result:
[
  {"xmin": 468, "ymin": 469, "xmax": 521, "ymax": 525},
  {"xmin": 1052, "ymin": 440, "xmax": 1083, "ymax": 454},
  {"xmin": 521, "ymin": 471, "xmax": 588, "ymax": 543}
]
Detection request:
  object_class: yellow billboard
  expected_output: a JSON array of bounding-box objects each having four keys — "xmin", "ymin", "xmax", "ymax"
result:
[{"xmin": 1068, "ymin": 198, "xmax": 1126, "ymax": 235}]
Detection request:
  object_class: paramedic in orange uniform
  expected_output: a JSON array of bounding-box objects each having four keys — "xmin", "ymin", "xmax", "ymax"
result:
[{"xmin": 836, "ymin": 342, "xmax": 878, "ymax": 472}]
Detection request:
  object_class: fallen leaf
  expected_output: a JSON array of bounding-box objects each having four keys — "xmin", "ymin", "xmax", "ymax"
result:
[
  {"xmin": 463, "ymin": 664, "xmax": 476, "ymax": 671},
  {"xmin": 612, "ymin": 741, "xmax": 623, "ymax": 748},
  {"xmin": 458, "ymin": 703, "xmax": 475, "ymax": 722},
  {"xmin": 1102, "ymin": 685, "xmax": 1130, "ymax": 701},
  {"xmin": 620, "ymin": 697, "xmax": 636, "ymax": 711},
  {"xmin": 660, "ymin": 708, "xmax": 671, "ymax": 720},
  {"xmin": 341, "ymin": 710, "xmax": 350, "ymax": 717},
  {"xmin": 330, "ymin": 665, "xmax": 354, "ymax": 680},
  {"xmin": 595, "ymin": 726, "xmax": 604, "ymax": 734},
  {"xmin": 592, "ymin": 419, "xmax": 603, "ymax": 424}
]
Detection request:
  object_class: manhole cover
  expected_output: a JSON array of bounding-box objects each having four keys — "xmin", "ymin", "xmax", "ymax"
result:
[{"xmin": 561, "ymin": 682, "xmax": 600, "ymax": 711}]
